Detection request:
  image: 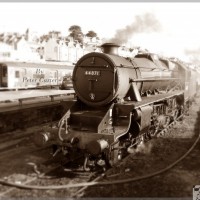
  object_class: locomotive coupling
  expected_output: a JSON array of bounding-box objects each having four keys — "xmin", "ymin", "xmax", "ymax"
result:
[{"xmin": 86, "ymin": 139, "xmax": 109, "ymax": 155}]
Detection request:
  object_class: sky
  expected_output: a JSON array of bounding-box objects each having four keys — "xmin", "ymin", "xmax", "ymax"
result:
[{"xmin": 0, "ymin": 2, "xmax": 200, "ymax": 63}]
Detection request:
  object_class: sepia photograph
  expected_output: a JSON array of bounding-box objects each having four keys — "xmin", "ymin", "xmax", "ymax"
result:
[{"xmin": 0, "ymin": 1, "xmax": 200, "ymax": 199}]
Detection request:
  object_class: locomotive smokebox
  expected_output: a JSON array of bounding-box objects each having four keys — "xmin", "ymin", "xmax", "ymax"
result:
[{"xmin": 101, "ymin": 43, "xmax": 120, "ymax": 55}]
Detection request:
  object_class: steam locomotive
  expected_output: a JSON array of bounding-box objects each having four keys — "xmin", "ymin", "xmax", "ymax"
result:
[{"xmin": 34, "ymin": 43, "xmax": 199, "ymax": 170}]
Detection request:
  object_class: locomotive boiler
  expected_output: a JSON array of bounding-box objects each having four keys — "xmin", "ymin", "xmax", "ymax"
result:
[{"xmin": 34, "ymin": 43, "xmax": 189, "ymax": 170}]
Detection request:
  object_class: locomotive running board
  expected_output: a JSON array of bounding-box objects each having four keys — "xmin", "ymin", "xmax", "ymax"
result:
[
  {"xmin": 131, "ymin": 78, "xmax": 180, "ymax": 82},
  {"xmin": 119, "ymin": 90, "xmax": 184, "ymax": 110}
]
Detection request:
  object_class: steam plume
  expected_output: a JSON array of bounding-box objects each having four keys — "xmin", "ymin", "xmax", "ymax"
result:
[
  {"xmin": 109, "ymin": 13, "xmax": 162, "ymax": 45},
  {"xmin": 184, "ymin": 48, "xmax": 200, "ymax": 64}
]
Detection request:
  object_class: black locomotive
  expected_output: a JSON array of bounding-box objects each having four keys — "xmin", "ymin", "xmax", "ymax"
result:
[{"xmin": 34, "ymin": 43, "xmax": 199, "ymax": 170}]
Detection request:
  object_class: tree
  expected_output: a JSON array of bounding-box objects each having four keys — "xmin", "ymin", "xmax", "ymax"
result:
[
  {"xmin": 85, "ymin": 30, "xmax": 97, "ymax": 38},
  {"xmin": 25, "ymin": 28, "xmax": 29, "ymax": 41},
  {"xmin": 68, "ymin": 25, "xmax": 83, "ymax": 44},
  {"xmin": 40, "ymin": 34, "xmax": 49, "ymax": 43}
]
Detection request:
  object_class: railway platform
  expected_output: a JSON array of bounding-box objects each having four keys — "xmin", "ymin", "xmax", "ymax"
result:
[
  {"xmin": 0, "ymin": 89, "xmax": 76, "ymax": 133},
  {"xmin": 0, "ymin": 89, "xmax": 75, "ymax": 112}
]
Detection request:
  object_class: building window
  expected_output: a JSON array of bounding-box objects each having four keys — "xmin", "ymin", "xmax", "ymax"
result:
[
  {"xmin": 2, "ymin": 66, "xmax": 7, "ymax": 77},
  {"xmin": 15, "ymin": 71, "xmax": 20, "ymax": 78}
]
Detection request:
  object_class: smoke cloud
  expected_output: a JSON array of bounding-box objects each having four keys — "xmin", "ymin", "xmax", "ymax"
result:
[
  {"xmin": 184, "ymin": 48, "xmax": 200, "ymax": 64},
  {"xmin": 127, "ymin": 140, "xmax": 153, "ymax": 155},
  {"xmin": 109, "ymin": 13, "xmax": 162, "ymax": 45}
]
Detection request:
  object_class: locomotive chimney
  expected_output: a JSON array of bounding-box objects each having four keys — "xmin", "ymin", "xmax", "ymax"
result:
[{"xmin": 101, "ymin": 43, "xmax": 120, "ymax": 55}]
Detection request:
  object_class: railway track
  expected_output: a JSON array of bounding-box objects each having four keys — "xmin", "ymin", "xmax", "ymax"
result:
[
  {"xmin": 0, "ymin": 151, "xmax": 105, "ymax": 198},
  {"xmin": 0, "ymin": 123, "xmax": 53, "ymax": 156}
]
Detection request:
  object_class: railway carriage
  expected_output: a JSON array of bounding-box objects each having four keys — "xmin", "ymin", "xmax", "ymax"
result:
[{"xmin": 0, "ymin": 61, "xmax": 74, "ymax": 88}]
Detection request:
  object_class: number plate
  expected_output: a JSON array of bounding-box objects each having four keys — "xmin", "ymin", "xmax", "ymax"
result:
[{"xmin": 85, "ymin": 70, "xmax": 101, "ymax": 76}]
